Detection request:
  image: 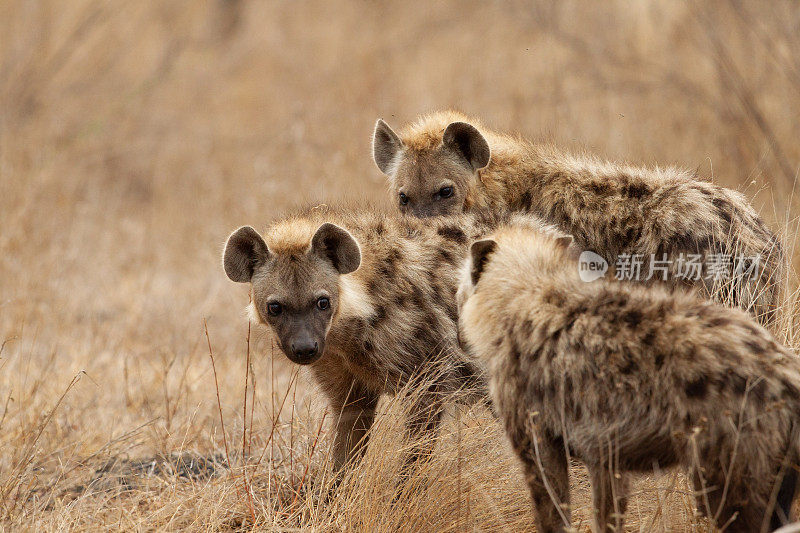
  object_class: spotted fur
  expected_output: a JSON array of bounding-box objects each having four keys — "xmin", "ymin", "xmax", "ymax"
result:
[
  {"xmin": 374, "ymin": 111, "xmax": 785, "ymax": 326},
  {"xmin": 458, "ymin": 224, "xmax": 800, "ymax": 532},
  {"xmin": 224, "ymin": 204, "xmax": 555, "ymax": 472}
]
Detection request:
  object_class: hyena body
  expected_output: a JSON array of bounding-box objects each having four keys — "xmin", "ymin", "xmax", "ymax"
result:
[
  {"xmin": 223, "ymin": 205, "xmax": 549, "ymax": 471},
  {"xmin": 374, "ymin": 111, "xmax": 784, "ymax": 325},
  {"xmin": 458, "ymin": 225, "xmax": 800, "ymax": 532}
]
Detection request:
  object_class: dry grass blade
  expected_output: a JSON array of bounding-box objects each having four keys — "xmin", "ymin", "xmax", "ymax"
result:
[
  {"xmin": 0, "ymin": 371, "xmax": 84, "ymax": 518},
  {"xmin": 203, "ymin": 318, "xmax": 231, "ymax": 471}
]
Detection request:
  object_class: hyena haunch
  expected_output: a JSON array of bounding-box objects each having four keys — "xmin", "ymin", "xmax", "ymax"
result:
[
  {"xmin": 457, "ymin": 224, "xmax": 800, "ymax": 533},
  {"xmin": 223, "ymin": 205, "xmax": 548, "ymax": 472},
  {"xmin": 374, "ymin": 111, "xmax": 785, "ymax": 326}
]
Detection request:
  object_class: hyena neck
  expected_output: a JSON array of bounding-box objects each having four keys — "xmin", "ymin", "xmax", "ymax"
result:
[
  {"xmin": 464, "ymin": 178, "xmax": 498, "ymax": 212},
  {"xmin": 322, "ymin": 275, "xmax": 376, "ymax": 362},
  {"xmin": 485, "ymin": 142, "xmax": 600, "ymax": 236},
  {"xmin": 464, "ymin": 143, "xmax": 526, "ymax": 213},
  {"xmin": 336, "ymin": 274, "xmax": 375, "ymax": 323},
  {"xmin": 487, "ymin": 278, "xmax": 577, "ymax": 353},
  {"xmin": 525, "ymin": 274, "xmax": 597, "ymax": 332}
]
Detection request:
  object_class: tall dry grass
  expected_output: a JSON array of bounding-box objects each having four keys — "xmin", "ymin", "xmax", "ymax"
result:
[{"xmin": 0, "ymin": 0, "xmax": 798, "ymax": 530}]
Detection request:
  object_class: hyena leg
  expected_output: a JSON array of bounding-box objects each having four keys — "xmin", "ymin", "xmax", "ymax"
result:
[
  {"xmin": 693, "ymin": 466, "xmax": 765, "ymax": 533},
  {"xmin": 452, "ymin": 359, "xmax": 496, "ymax": 416},
  {"xmin": 329, "ymin": 386, "xmax": 380, "ymax": 472},
  {"xmin": 586, "ymin": 464, "xmax": 629, "ymax": 532},
  {"xmin": 707, "ymin": 485, "xmax": 764, "ymax": 532},
  {"xmin": 508, "ymin": 426, "xmax": 570, "ymax": 533},
  {"xmin": 771, "ymin": 468, "xmax": 798, "ymax": 531}
]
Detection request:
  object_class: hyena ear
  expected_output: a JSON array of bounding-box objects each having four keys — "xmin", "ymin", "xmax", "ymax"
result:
[
  {"xmin": 223, "ymin": 226, "xmax": 270, "ymax": 283},
  {"xmin": 443, "ymin": 122, "xmax": 490, "ymax": 171},
  {"xmin": 373, "ymin": 119, "xmax": 404, "ymax": 175},
  {"xmin": 470, "ymin": 238, "xmax": 497, "ymax": 285},
  {"xmin": 554, "ymin": 234, "xmax": 575, "ymax": 249},
  {"xmin": 311, "ymin": 223, "xmax": 361, "ymax": 275}
]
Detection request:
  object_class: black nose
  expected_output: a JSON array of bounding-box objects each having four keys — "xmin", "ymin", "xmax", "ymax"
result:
[{"xmin": 291, "ymin": 341, "xmax": 318, "ymax": 361}]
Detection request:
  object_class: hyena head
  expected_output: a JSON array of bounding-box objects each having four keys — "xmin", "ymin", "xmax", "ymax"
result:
[
  {"xmin": 223, "ymin": 223, "xmax": 361, "ymax": 365},
  {"xmin": 372, "ymin": 118, "xmax": 490, "ymax": 218},
  {"xmin": 456, "ymin": 228, "xmax": 575, "ymax": 357},
  {"xmin": 456, "ymin": 222, "xmax": 574, "ymax": 314}
]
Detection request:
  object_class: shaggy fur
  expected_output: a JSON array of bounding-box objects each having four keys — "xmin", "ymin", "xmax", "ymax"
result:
[
  {"xmin": 223, "ymin": 204, "xmax": 554, "ymax": 472},
  {"xmin": 458, "ymin": 224, "xmax": 800, "ymax": 532},
  {"xmin": 374, "ymin": 111, "xmax": 785, "ymax": 326}
]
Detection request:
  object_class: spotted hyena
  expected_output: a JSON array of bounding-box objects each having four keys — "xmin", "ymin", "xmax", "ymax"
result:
[
  {"xmin": 223, "ymin": 204, "xmax": 552, "ymax": 472},
  {"xmin": 457, "ymin": 224, "xmax": 800, "ymax": 532},
  {"xmin": 373, "ymin": 111, "xmax": 784, "ymax": 326}
]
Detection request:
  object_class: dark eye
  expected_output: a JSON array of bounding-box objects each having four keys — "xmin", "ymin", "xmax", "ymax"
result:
[
  {"xmin": 316, "ymin": 297, "xmax": 330, "ymax": 311},
  {"xmin": 399, "ymin": 192, "xmax": 409, "ymax": 205},
  {"xmin": 267, "ymin": 302, "xmax": 282, "ymax": 316},
  {"xmin": 438, "ymin": 186, "xmax": 454, "ymax": 199}
]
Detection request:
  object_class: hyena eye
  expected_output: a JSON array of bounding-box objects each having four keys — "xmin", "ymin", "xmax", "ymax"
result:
[
  {"xmin": 316, "ymin": 297, "xmax": 330, "ymax": 311},
  {"xmin": 267, "ymin": 302, "xmax": 283, "ymax": 316},
  {"xmin": 399, "ymin": 192, "xmax": 409, "ymax": 205},
  {"xmin": 438, "ymin": 186, "xmax": 454, "ymax": 199}
]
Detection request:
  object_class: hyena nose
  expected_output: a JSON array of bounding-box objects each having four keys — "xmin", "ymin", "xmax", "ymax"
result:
[{"xmin": 291, "ymin": 341, "xmax": 318, "ymax": 361}]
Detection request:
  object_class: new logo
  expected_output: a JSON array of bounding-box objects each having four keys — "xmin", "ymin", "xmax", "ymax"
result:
[{"xmin": 578, "ymin": 251, "xmax": 608, "ymax": 282}]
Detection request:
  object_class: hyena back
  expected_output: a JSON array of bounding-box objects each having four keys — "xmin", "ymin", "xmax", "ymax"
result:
[
  {"xmin": 223, "ymin": 205, "xmax": 547, "ymax": 471},
  {"xmin": 458, "ymin": 224, "xmax": 800, "ymax": 532},
  {"xmin": 374, "ymin": 111, "xmax": 784, "ymax": 326}
]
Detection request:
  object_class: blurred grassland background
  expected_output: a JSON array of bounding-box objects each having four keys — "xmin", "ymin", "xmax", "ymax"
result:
[{"xmin": 1, "ymin": 0, "xmax": 799, "ymax": 530}]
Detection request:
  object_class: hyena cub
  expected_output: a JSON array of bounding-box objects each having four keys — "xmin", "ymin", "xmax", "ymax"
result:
[
  {"xmin": 457, "ymin": 224, "xmax": 800, "ymax": 532},
  {"xmin": 374, "ymin": 111, "xmax": 784, "ymax": 325},
  {"xmin": 223, "ymin": 205, "xmax": 544, "ymax": 472}
]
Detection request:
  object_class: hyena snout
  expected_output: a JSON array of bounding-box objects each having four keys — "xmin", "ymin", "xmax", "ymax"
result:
[
  {"xmin": 269, "ymin": 305, "xmax": 332, "ymax": 365},
  {"xmin": 282, "ymin": 328, "xmax": 325, "ymax": 365},
  {"xmin": 272, "ymin": 317, "xmax": 328, "ymax": 365},
  {"xmin": 290, "ymin": 338, "xmax": 319, "ymax": 363},
  {"xmin": 410, "ymin": 202, "xmax": 441, "ymax": 219}
]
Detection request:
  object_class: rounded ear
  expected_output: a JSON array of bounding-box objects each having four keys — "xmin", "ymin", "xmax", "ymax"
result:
[
  {"xmin": 443, "ymin": 122, "xmax": 490, "ymax": 171},
  {"xmin": 223, "ymin": 226, "xmax": 270, "ymax": 283},
  {"xmin": 373, "ymin": 119, "xmax": 404, "ymax": 174},
  {"xmin": 554, "ymin": 234, "xmax": 575, "ymax": 249},
  {"xmin": 311, "ymin": 223, "xmax": 361, "ymax": 275},
  {"xmin": 470, "ymin": 238, "xmax": 497, "ymax": 285}
]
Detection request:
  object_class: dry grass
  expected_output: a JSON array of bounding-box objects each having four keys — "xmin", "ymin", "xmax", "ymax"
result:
[{"xmin": 1, "ymin": 0, "xmax": 799, "ymax": 530}]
